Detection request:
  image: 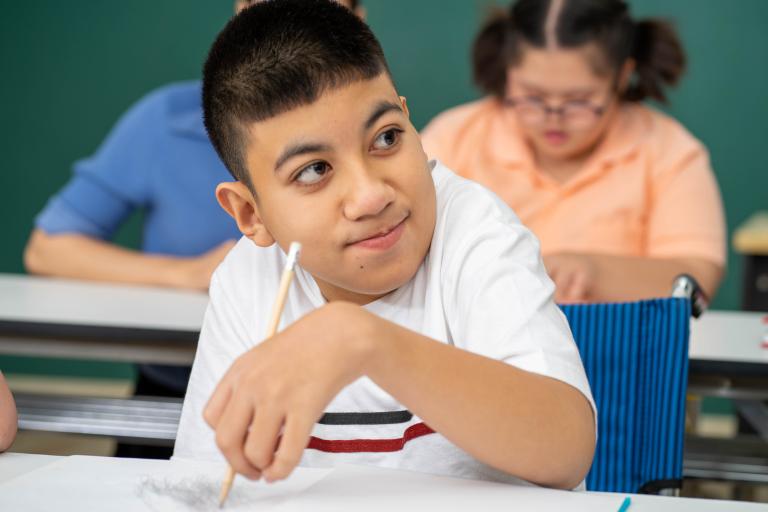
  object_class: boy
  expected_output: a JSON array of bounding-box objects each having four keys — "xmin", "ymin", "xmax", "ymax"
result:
[
  {"xmin": 175, "ymin": 0, "xmax": 596, "ymax": 490},
  {"xmin": 23, "ymin": 0, "xmax": 363, "ymax": 459}
]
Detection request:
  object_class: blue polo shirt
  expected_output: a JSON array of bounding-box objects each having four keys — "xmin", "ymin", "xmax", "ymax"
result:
[{"xmin": 35, "ymin": 81, "xmax": 241, "ymax": 391}]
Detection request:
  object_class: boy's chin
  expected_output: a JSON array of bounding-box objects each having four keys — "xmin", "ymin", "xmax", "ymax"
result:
[{"xmin": 317, "ymin": 266, "xmax": 421, "ymax": 304}]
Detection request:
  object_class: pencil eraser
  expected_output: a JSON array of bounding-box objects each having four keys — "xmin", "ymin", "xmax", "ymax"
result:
[{"xmin": 286, "ymin": 242, "xmax": 302, "ymax": 270}]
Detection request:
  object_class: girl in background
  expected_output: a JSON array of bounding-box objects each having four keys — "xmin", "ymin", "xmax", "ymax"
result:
[{"xmin": 421, "ymin": 0, "xmax": 725, "ymax": 303}]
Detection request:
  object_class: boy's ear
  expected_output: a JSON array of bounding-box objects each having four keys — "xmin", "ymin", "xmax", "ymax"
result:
[
  {"xmin": 216, "ymin": 182, "xmax": 275, "ymax": 247},
  {"xmin": 399, "ymin": 96, "xmax": 410, "ymax": 119}
]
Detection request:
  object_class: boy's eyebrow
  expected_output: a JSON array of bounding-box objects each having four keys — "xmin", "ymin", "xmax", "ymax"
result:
[
  {"xmin": 364, "ymin": 101, "xmax": 403, "ymax": 131},
  {"xmin": 274, "ymin": 142, "xmax": 332, "ymax": 173}
]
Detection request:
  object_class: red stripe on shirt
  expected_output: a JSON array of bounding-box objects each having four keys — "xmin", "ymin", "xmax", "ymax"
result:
[{"xmin": 306, "ymin": 422, "xmax": 435, "ymax": 453}]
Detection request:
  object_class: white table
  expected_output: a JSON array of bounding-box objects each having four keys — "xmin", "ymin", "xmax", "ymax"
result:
[
  {"xmin": 686, "ymin": 310, "xmax": 768, "ymax": 485},
  {"xmin": 0, "ymin": 452, "xmax": 58, "ymax": 483},
  {"xmin": 0, "ymin": 453, "xmax": 765, "ymax": 511},
  {"xmin": 690, "ymin": 310, "xmax": 768, "ymax": 377},
  {"xmin": 0, "ymin": 273, "xmax": 207, "ymax": 365},
  {"xmin": 0, "ymin": 273, "xmax": 208, "ymax": 443},
  {"xmin": 2, "ymin": 273, "xmax": 766, "ymax": 370}
]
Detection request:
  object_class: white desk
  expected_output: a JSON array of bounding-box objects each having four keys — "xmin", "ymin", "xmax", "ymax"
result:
[
  {"xmin": 0, "ymin": 453, "xmax": 765, "ymax": 511},
  {"xmin": 2, "ymin": 273, "xmax": 766, "ymax": 370},
  {"xmin": 0, "ymin": 273, "xmax": 208, "ymax": 443},
  {"xmin": 690, "ymin": 310, "xmax": 768, "ymax": 377},
  {"xmin": 0, "ymin": 452, "xmax": 58, "ymax": 484},
  {"xmin": 686, "ymin": 310, "xmax": 768, "ymax": 485},
  {"xmin": 0, "ymin": 273, "xmax": 207, "ymax": 365}
]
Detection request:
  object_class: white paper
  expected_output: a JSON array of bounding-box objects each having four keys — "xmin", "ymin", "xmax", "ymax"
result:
[
  {"xmin": 0, "ymin": 456, "xmax": 624, "ymax": 512},
  {"xmin": 272, "ymin": 464, "xmax": 625, "ymax": 512},
  {"xmin": 0, "ymin": 455, "xmax": 330, "ymax": 512}
]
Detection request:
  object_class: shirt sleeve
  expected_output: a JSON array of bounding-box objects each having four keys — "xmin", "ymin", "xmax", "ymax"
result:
[
  {"xmin": 441, "ymin": 187, "xmax": 596, "ymax": 417},
  {"xmin": 34, "ymin": 90, "xmax": 167, "ymax": 240},
  {"xmin": 420, "ymin": 112, "xmax": 461, "ymax": 168},
  {"xmin": 173, "ymin": 270, "xmax": 252, "ymax": 461},
  {"xmin": 645, "ymin": 144, "xmax": 726, "ymax": 266}
]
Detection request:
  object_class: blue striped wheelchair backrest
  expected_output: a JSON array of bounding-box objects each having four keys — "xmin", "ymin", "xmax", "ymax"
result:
[{"xmin": 560, "ymin": 298, "xmax": 690, "ymax": 493}]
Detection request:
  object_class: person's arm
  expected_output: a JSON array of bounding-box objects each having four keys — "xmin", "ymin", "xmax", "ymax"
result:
[
  {"xmin": 0, "ymin": 372, "xmax": 18, "ymax": 452},
  {"xmin": 204, "ymin": 302, "xmax": 594, "ymax": 490},
  {"xmin": 25, "ymin": 87, "xmax": 238, "ymax": 291},
  {"xmin": 545, "ymin": 141, "xmax": 726, "ymax": 304},
  {"xmin": 24, "ymin": 229, "xmax": 235, "ymax": 291},
  {"xmin": 544, "ymin": 252, "xmax": 722, "ymax": 303}
]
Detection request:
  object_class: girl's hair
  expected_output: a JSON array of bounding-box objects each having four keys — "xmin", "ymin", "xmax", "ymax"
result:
[{"xmin": 472, "ymin": 0, "xmax": 686, "ymax": 103}]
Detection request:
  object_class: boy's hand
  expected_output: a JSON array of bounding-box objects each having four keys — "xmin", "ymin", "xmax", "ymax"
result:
[
  {"xmin": 543, "ymin": 252, "xmax": 597, "ymax": 304},
  {"xmin": 203, "ymin": 301, "xmax": 376, "ymax": 482}
]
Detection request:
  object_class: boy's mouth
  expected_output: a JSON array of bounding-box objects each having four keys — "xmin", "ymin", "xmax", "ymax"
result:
[{"xmin": 347, "ymin": 214, "xmax": 409, "ymax": 251}]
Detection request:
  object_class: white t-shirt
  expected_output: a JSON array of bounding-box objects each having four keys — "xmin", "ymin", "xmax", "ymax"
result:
[{"xmin": 174, "ymin": 160, "xmax": 596, "ymax": 488}]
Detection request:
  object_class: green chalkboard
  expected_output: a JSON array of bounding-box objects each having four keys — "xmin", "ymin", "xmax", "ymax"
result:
[{"xmin": 2, "ymin": 1, "xmax": 766, "ymax": 378}]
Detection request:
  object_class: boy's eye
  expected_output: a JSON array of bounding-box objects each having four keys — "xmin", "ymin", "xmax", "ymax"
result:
[
  {"xmin": 372, "ymin": 128, "xmax": 403, "ymax": 151},
  {"xmin": 294, "ymin": 161, "xmax": 330, "ymax": 185}
]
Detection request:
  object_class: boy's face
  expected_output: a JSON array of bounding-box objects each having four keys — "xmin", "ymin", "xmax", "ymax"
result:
[{"xmin": 217, "ymin": 74, "xmax": 437, "ymax": 305}]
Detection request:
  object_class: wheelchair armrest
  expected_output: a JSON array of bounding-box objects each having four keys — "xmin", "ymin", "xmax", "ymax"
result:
[{"xmin": 671, "ymin": 274, "xmax": 709, "ymax": 318}]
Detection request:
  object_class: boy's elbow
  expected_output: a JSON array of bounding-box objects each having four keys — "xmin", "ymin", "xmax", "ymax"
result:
[
  {"xmin": 524, "ymin": 394, "xmax": 596, "ymax": 490},
  {"xmin": 540, "ymin": 425, "xmax": 595, "ymax": 490}
]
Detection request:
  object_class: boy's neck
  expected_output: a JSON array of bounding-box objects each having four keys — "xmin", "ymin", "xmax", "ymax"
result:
[{"xmin": 314, "ymin": 275, "xmax": 391, "ymax": 306}]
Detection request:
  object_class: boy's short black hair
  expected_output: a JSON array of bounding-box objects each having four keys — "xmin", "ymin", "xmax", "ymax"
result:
[{"xmin": 203, "ymin": 0, "xmax": 389, "ymax": 191}]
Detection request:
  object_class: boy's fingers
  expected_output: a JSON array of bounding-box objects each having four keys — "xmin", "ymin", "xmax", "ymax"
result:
[
  {"xmin": 205, "ymin": 356, "xmax": 249, "ymax": 427},
  {"xmin": 203, "ymin": 374, "xmax": 234, "ymax": 428},
  {"xmin": 243, "ymin": 408, "xmax": 284, "ymax": 470},
  {"xmin": 262, "ymin": 414, "xmax": 315, "ymax": 482},
  {"xmin": 214, "ymin": 392, "xmax": 260, "ymax": 479}
]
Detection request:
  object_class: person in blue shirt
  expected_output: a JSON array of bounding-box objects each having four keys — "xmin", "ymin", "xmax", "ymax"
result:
[
  {"xmin": 26, "ymin": 81, "xmax": 240, "ymax": 292},
  {"xmin": 23, "ymin": 0, "xmax": 363, "ymax": 458}
]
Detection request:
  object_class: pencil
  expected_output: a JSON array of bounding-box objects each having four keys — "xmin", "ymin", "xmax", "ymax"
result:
[
  {"xmin": 218, "ymin": 241, "xmax": 302, "ymax": 508},
  {"xmin": 617, "ymin": 496, "xmax": 632, "ymax": 512}
]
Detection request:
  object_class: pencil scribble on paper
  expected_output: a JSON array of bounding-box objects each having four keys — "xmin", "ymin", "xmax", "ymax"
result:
[{"xmin": 136, "ymin": 475, "xmax": 251, "ymax": 512}]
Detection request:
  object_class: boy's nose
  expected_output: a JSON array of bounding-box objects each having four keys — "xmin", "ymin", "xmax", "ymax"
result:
[{"xmin": 343, "ymin": 168, "xmax": 396, "ymax": 221}]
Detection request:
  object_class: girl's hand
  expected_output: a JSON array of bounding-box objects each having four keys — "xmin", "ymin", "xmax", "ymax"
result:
[{"xmin": 543, "ymin": 252, "xmax": 598, "ymax": 304}]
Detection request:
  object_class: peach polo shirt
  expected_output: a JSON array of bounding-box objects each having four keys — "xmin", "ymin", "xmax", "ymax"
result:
[{"xmin": 420, "ymin": 98, "xmax": 726, "ymax": 266}]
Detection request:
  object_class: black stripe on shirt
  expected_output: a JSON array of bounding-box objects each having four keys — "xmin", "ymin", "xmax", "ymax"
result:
[{"xmin": 318, "ymin": 410, "xmax": 413, "ymax": 425}]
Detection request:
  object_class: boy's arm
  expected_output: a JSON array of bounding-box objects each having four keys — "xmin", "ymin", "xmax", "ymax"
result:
[
  {"xmin": 0, "ymin": 372, "xmax": 18, "ymax": 452},
  {"xmin": 359, "ymin": 308, "xmax": 595, "ymax": 489},
  {"xmin": 24, "ymin": 228, "xmax": 235, "ymax": 291},
  {"xmin": 204, "ymin": 302, "xmax": 595, "ymax": 490},
  {"xmin": 544, "ymin": 252, "xmax": 722, "ymax": 303}
]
